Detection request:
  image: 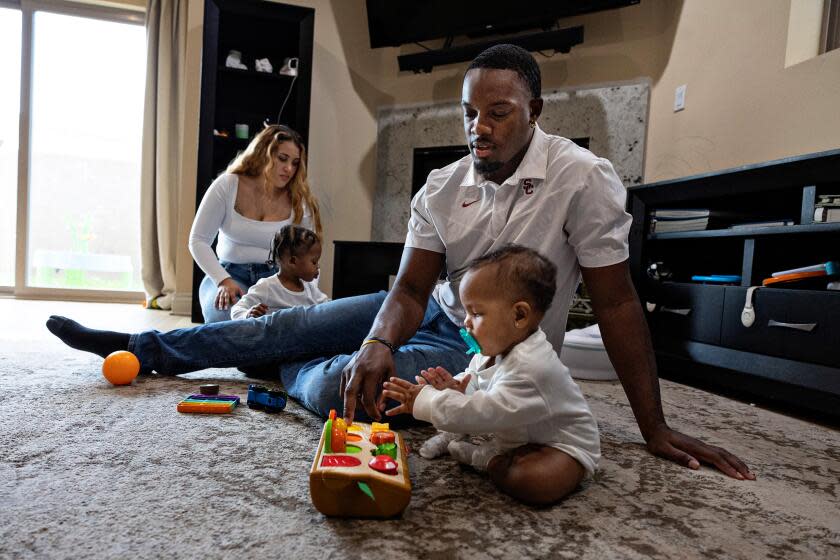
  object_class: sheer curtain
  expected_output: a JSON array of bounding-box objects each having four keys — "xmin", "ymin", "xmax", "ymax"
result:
[{"xmin": 140, "ymin": 0, "xmax": 187, "ymax": 309}]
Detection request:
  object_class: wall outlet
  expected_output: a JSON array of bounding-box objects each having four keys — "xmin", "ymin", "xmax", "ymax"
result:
[{"xmin": 674, "ymin": 84, "xmax": 686, "ymax": 112}]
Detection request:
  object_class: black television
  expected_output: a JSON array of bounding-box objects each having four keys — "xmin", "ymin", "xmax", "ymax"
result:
[{"xmin": 366, "ymin": 0, "xmax": 640, "ymax": 49}]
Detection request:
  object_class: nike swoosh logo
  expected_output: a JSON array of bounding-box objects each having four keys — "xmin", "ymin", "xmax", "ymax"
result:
[{"xmin": 462, "ymin": 199, "xmax": 480, "ymax": 207}]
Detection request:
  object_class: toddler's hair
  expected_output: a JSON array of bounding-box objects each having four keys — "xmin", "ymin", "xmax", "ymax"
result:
[
  {"xmin": 467, "ymin": 244, "xmax": 557, "ymax": 313},
  {"xmin": 267, "ymin": 224, "xmax": 320, "ymax": 265}
]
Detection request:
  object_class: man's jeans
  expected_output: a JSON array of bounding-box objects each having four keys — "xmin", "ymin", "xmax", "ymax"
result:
[
  {"xmin": 198, "ymin": 261, "xmax": 277, "ymax": 323},
  {"xmin": 129, "ymin": 292, "xmax": 470, "ymax": 420}
]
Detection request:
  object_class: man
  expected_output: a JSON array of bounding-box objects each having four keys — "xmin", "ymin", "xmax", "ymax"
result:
[{"xmin": 49, "ymin": 45, "xmax": 753, "ymax": 491}]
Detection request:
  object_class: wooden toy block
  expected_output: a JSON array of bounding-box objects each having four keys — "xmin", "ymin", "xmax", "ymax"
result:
[{"xmin": 309, "ymin": 415, "xmax": 411, "ymax": 518}]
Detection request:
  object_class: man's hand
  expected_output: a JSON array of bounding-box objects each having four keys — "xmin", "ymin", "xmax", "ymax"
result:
[
  {"xmin": 339, "ymin": 247, "xmax": 446, "ymax": 423},
  {"xmin": 215, "ymin": 278, "xmax": 243, "ymax": 310},
  {"xmin": 340, "ymin": 342, "xmax": 394, "ymax": 423},
  {"xmin": 382, "ymin": 377, "xmax": 424, "ymax": 417},
  {"xmin": 416, "ymin": 366, "xmax": 471, "ymax": 394},
  {"xmin": 580, "ymin": 261, "xmax": 756, "ymax": 481},
  {"xmin": 645, "ymin": 424, "xmax": 755, "ymax": 480},
  {"xmin": 246, "ymin": 303, "xmax": 269, "ymax": 318}
]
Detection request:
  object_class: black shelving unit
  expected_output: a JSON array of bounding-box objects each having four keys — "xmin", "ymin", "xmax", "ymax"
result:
[
  {"xmin": 192, "ymin": 0, "xmax": 315, "ymax": 322},
  {"xmin": 628, "ymin": 148, "xmax": 840, "ymax": 421},
  {"xmin": 332, "ymin": 241, "xmax": 404, "ymax": 300}
]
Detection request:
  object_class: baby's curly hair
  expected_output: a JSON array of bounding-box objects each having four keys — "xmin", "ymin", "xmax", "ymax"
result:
[
  {"xmin": 467, "ymin": 244, "xmax": 557, "ymax": 313},
  {"xmin": 267, "ymin": 224, "xmax": 320, "ymax": 265}
]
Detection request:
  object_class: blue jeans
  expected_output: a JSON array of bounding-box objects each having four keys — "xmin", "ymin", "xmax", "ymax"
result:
[
  {"xmin": 198, "ymin": 261, "xmax": 277, "ymax": 323},
  {"xmin": 129, "ymin": 292, "xmax": 470, "ymax": 421}
]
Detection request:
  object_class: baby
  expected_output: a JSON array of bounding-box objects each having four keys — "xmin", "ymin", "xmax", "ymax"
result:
[
  {"xmin": 231, "ymin": 224, "xmax": 329, "ymax": 320},
  {"xmin": 382, "ymin": 244, "xmax": 600, "ymax": 505}
]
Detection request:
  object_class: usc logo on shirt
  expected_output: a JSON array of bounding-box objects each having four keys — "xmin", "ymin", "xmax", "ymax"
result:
[{"xmin": 522, "ymin": 179, "xmax": 535, "ymax": 195}]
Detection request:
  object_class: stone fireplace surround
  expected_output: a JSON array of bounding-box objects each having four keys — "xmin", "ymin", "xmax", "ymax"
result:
[{"xmin": 371, "ymin": 80, "xmax": 649, "ymax": 242}]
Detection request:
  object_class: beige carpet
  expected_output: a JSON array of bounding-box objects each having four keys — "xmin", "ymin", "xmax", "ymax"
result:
[{"xmin": 1, "ymin": 304, "xmax": 839, "ymax": 559}]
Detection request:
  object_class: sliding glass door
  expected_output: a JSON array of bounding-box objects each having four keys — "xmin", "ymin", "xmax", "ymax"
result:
[
  {"xmin": 0, "ymin": 7, "xmax": 21, "ymax": 289},
  {"xmin": 6, "ymin": 1, "xmax": 145, "ymax": 301}
]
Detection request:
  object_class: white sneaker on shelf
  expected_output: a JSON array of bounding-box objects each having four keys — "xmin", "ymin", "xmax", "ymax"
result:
[
  {"xmin": 278, "ymin": 57, "xmax": 298, "ymax": 76},
  {"xmin": 255, "ymin": 58, "xmax": 273, "ymax": 73},
  {"xmin": 225, "ymin": 49, "xmax": 247, "ymax": 70}
]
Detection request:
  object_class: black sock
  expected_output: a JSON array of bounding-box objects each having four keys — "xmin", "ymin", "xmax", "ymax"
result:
[{"xmin": 46, "ymin": 316, "xmax": 131, "ymax": 358}]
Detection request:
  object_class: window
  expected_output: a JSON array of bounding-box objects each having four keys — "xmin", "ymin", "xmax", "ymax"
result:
[
  {"xmin": 0, "ymin": 7, "xmax": 21, "ymax": 288},
  {"xmin": 822, "ymin": 0, "xmax": 840, "ymax": 53},
  {"xmin": 27, "ymin": 11, "xmax": 145, "ymax": 291},
  {"xmin": 3, "ymin": 1, "xmax": 145, "ymax": 299}
]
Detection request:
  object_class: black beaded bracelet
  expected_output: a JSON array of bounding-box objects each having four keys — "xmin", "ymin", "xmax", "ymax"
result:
[{"xmin": 361, "ymin": 336, "xmax": 398, "ymax": 354}]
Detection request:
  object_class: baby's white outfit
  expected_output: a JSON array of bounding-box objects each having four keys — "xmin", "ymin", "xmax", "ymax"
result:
[
  {"xmin": 230, "ymin": 275, "xmax": 329, "ymax": 320},
  {"xmin": 412, "ymin": 328, "xmax": 601, "ymax": 476}
]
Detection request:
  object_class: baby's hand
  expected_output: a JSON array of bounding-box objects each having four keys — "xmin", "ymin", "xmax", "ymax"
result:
[
  {"xmin": 416, "ymin": 366, "xmax": 471, "ymax": 394},
  {"xmin": 382, "ymin": 377, "xmax": 423, "ymax": 417},
  {"xmin": 247, "ymin": 303, "xmax": 269, "ymax": 318}
]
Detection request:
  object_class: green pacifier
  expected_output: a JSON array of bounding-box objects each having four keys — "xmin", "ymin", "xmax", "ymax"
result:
[{"xmin": 459, "ymin": 328, "xmax": 482, "ymax": 355}]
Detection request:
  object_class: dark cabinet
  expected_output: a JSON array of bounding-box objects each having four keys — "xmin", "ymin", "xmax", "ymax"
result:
[
  {"xmin": 721, "ymin": 287, "xmax": 840, "ymax": 368},
  {"xmin": 646, "ymin": 283, "xmax": 724, "ymax": 345},
  {"xmin": 628, "ymin": 149, "xmax": 840, "ymax": 420},
  {"xmin": 332, "ymin": 241, "xmax": 404, "ymax": 300}
]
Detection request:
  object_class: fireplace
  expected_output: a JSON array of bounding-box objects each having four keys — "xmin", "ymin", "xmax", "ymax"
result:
[{"xmin": 412, "ymin": 145, "xmax": 469, "ymax": 197}]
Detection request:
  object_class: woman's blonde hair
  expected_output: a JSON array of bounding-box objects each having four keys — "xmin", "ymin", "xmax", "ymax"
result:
[{"xmin": 226, "ymin": 124, "xmax": 322, "ymax": 236}]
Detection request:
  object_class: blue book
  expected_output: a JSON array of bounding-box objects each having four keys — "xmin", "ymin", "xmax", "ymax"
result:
[{"xmin": 691, "ymin": 275, "xmax": 742, "ymax": 284}]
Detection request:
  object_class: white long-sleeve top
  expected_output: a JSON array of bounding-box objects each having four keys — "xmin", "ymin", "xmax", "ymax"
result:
[
  {"xmin": 189, "ymin": 173, "xmax": 314, "ymax": 286},
  {"xmin": 412, "ymin": 328, "xmax": 601, "ymax": 475},
  {"xmin": 230, "ymin": 275, "xmax": 329, "ymax": 320}
]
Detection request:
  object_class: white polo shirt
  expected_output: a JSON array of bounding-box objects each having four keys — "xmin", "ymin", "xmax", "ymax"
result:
[{"xmin": 405, "ymin": 125, "xmax": 632, "ymax": 351}]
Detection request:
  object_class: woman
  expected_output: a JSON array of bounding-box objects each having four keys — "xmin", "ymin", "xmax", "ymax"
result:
[{"xmin": 189, "ymin": 124, "xmax": 323, "ymax": 322}]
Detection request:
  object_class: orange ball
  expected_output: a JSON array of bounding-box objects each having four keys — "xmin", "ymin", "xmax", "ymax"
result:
[{"xmin": 102, "ymin": 351, "xmax": 140, "ymax": 385}]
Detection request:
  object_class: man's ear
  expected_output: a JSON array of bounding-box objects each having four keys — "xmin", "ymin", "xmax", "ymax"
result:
[
  {"xmin": 529, "ymin": 98, "xmax": 544, "ymax": 122},
  {"xmin": 288, "ymin": 255, "xmax": 297, "ymax": 265},
  {"xmin": 513, "ymin": 301, "xmax": 531, "ymax": 328}
]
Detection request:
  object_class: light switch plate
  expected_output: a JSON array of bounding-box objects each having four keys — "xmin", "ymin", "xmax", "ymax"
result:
[{"xmin": 674, "ymin": 84, "xmax": 686, "ymax": 112}]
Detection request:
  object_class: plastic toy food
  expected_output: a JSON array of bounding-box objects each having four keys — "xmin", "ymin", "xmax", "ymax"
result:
[
  {"xmin": 370, "ymin": 431, "xmax": 395, "ymax": 445},
  {"xmin": 102, "ymin": 350, "xmax": 140, "ymax": 385},
  {"xmin": 331, "ymin": 418, "xmax": 347, "ymax": 453},
  {"xmin": 310, "ymin": 411, "xmax": 411, "ymax": 517}
]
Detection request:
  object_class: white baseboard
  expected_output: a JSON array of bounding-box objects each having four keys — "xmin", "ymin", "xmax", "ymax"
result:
[{"xmin": 171, "ymin": 292, "xmax": 193, "ymax": 316}]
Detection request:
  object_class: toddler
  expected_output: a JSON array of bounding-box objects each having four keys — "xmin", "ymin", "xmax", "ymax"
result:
[
  {"xmin": 231, "ymin": 225, "xmax": 329, "ymax": 320},
  {"xmin": 382, "ymin": 244, "xmax": 600, "ymax": 504}
]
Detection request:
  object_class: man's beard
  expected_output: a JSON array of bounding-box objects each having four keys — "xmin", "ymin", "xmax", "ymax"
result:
[{"xmin": 473, "ymin": 159, "xmax": 504, "ymax": 175}]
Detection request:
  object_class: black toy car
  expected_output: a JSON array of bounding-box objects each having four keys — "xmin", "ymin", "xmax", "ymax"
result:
[{"xmin": 247, "ymin": 384, "xmax": 287, "ymax": 413}]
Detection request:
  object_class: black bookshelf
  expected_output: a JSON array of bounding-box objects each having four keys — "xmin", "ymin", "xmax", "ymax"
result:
[
  {"xmin": 192, "ymin": 0, "xmax": 314, "ymax": 322},
  {"xmin": 628, "ymin": 148, "xmax": 840, "ymax": 421},
  {"xmin": 332, "ymin": 241, "xmax": 404, "ymax": 300}
]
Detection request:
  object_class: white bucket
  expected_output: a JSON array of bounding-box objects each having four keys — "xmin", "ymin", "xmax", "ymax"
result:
[{"xmin": 560, "ymin": 324, "xmax": 617, "ymax": 381}]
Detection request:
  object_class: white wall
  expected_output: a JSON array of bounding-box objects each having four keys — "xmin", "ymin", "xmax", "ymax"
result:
[{"xmin": 174, "ymin": 0, "xmax": 840, "ymax": 302}]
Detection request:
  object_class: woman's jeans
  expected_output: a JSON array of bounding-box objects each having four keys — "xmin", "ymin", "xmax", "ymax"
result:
[
  {"xmin": 129, "ymin": 292, "xmax": 470, "ymax": 420},
  {"xmin": 198, "ymin": 261, "xmax": 277, "ymax": 323}
]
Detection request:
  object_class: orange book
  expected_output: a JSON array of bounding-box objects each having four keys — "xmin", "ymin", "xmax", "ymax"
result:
[{"xmin": 762, "ymin": 270, "xmax": 826, "ymax": 286}]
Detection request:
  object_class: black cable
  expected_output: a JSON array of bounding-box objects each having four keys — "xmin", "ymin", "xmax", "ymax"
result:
[{"xmin": 276, "ymin": 74, "xmax": 297, "ymax": 123}]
